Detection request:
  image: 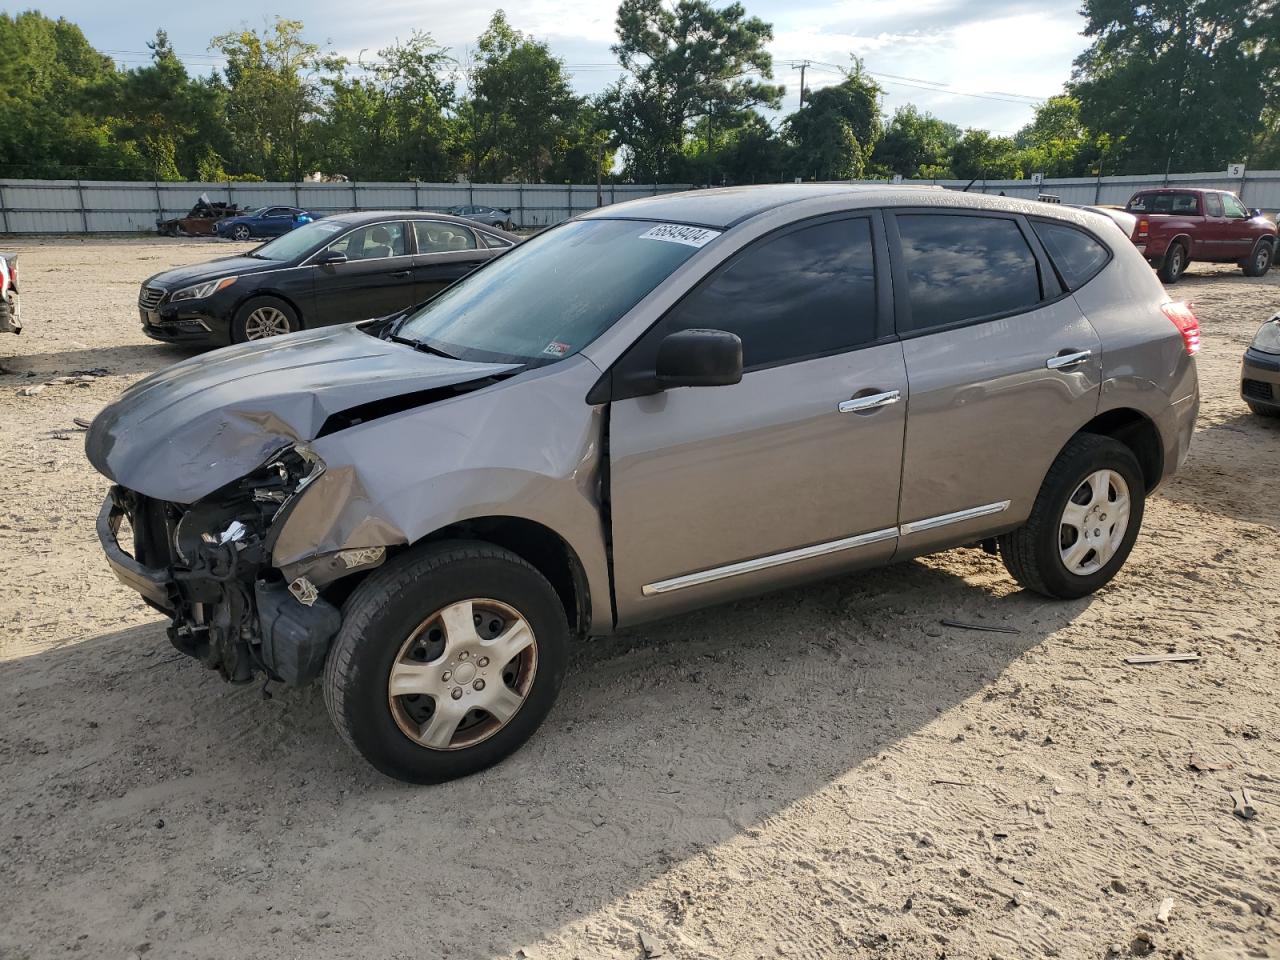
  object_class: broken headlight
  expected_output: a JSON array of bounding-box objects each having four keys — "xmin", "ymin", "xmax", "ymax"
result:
[{"xmin": 172, "ymin": 444, "xmax": 324, "ymax": 566}]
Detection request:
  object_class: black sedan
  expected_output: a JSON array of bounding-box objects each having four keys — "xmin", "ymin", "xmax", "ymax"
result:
[{"xmin": 138, "ymin": 212, "xmax": 518, "ymax": 346}]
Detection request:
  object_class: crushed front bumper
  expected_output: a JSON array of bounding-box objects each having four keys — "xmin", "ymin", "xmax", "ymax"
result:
[{"xmin": 96, "ymin": 485, "xmax": 341, "ymax": 685}]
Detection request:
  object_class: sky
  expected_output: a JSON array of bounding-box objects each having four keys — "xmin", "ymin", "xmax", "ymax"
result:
[{"xmin": 25, "ymin": 0, "xmax": 1091, "ymax": 135}]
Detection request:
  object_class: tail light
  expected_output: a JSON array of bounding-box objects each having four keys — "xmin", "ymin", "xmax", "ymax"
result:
[
  {"xmin": 1136, "ymin": 218, "xmax": 1149, "ymax": 239},
  {"xmin": 1162, "ymin": 301, "xmax": 1200, "ymax": 355}
]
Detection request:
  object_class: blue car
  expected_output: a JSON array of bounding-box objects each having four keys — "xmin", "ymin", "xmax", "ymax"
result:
[{"xmin": 215, "ymin": 206, "xmax": 316, "ymax": 241}]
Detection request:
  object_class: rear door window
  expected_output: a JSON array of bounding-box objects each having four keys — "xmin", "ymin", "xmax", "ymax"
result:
[
  {"xmin": 894, "ymin": 214, "xmax": 1043, "ymax": 332},
  {"xmin": 1204, "ymin": 194, "xmax": 1224, "ymax": 217},
  {"xmin": 1031, "ymin": 221, "xmax": 1110, "ymax": 291},
  {"xmin": 415, "ymin": 221, "xmax": 478, "ymax": 253}
]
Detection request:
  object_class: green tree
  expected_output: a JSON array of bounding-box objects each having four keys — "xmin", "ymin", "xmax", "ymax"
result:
[
  {"xmin": 785, "ymin": 60, "xmax": 883, "ymax": 180},
  {"xmin": 0, "ymin": 11, "xmax": 131, "ymax": 178},
  {"xmin": 871, "ymin": 104, "xmax": 958, "ymax": 179},
  {"xmin": 1070, "ymin": 0, "xmax": 1279, "ymax": 174},
  {"xmin": 109, "ymin": 31, "xmax": 229, "ymax": 180},
  {"xmin": 210, "ymin": 18, "xmax": 343, "ymax": 180},
  {"xmin": 607, "ymin": 0, "xmax": 782, "ymax": 181},
  {"xmin": 465, "ymin": 11, "xmax": 595, "ymax": 182},
  {"xmin": 951, "ymin": 129, "xmax": 1022, "ymax": 180},
  {"xmin": 1013, "ymin": 95, "xmax": 1099, "ymax": 178},
  {"xmin": 318, "ymin": 32, "xmax": 458, "ymax": 181}
]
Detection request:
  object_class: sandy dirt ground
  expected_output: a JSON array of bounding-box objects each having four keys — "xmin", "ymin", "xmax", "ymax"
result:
[{"xmin": 1, "ymin": 236, "xmax": 1278, "ymax": 960}]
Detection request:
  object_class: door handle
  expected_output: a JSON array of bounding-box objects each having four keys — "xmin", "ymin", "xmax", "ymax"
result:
[
  {"xmin": 838, "ymin": 390, "xmax": 900, "ymax": 413},
  {"xmin": 389, "ymin": 270, "xmax": 411, "ymax": 279},
  {"xmin": 1046, "ymin": 349, "xmax": 1092, "ymax": 370}
]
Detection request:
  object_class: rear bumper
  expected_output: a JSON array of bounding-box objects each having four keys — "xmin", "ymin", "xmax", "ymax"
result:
[
  {"xmin": 1242, "ymin": 348, "xmax": 1280, "ymax": 410},
  {"xmin": 1153, "ymin": 388, "xmax": 1198, "ymax": 488}
]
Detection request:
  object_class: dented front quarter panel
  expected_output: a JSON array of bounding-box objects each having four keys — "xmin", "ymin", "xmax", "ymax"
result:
[{"xmin": 273, "ymin": 355, "xmax": 613, "ymax": 634}]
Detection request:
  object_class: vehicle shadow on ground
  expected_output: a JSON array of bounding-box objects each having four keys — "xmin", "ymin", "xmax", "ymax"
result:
[
  {"xmin": 0, "ymin": 342, "xmax": 199, "ymax": 378},
  {"xmin": 1161, "ymin": 410, "xmax": 1280, "ymax": 530},
  {"xmin": 1, "ymin": 554, "xmax": 1089, "ymax": 958}
]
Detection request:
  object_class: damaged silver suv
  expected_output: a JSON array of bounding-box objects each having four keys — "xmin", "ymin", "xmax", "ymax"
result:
[{"xmin": 89, "ymin": 185, "xmax": 1200, "ymax": 783}]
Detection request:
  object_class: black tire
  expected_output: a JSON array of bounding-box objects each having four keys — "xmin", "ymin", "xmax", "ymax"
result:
[
  {"xmin": 232, "ymin": 224, "xmax": 252, "ymax": 241},
  {"xmin": 1246, "ymin": 400, "xmax": 1280, "ymax": 419},
  {"xmin": 998, "ymin": 434, "xmax": 1146, "ymax": 600},
  {"xmin": 1243, "ymin": 240, "xmax": 1273, "ymax": 278},
  {"xmin": 323, "ymin": 540, "xmax": 570, "ymax": 783},
  {"xmin": 504, "ymin": 219, "xmax": 516, "ymax": 231},
  {"xmin": 1157, "ymin": 242, "xmax": 1187, "ymax": 283},
  {"xmin": 230, "ymin": 296, "xmax": 299, "ymax": 343}
]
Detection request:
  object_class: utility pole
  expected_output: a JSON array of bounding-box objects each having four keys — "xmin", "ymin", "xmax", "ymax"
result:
[
  {"xmin": 596, "ymin": 141, "xmax": 604, "ymax": 207},
  {"xmin": 798, "ymin": 60, "xmax": 809, "ymax": 110}
]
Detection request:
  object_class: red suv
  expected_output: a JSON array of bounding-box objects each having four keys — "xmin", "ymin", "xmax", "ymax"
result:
[{"xmin": 1124, "ymin": 188, "xmax": 1276, "ymax": 283}]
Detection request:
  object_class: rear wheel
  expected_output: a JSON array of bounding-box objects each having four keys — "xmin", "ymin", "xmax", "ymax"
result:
[
  {"xmin": 231, "ymin": 296, "xmax": 298, "ymax": 342},
  {"xmin": 1243, "ymin": 241, "xmax": 1273, "ymax": 278},
  {"xmin": 324, "ymin": 541, "xmax": 569, "ymax": 783},
  {"xmin": 999, "ymin": 434, "xmax": 1145, "ymax": 599},
  {"xmin": 1157, "ymin": 242, "xmax": 1187, "ymax": 283}
]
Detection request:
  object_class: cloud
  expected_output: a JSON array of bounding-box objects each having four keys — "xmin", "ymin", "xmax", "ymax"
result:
[{"xmin": 40, "ymin": 0, "xmax": 1090, "ymax": 133}]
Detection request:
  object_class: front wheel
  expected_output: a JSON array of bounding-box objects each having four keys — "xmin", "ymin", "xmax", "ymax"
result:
[
  {"xmin": 1246, "ymin": 400, "xmax": 1280, "ymax": 419},
  {"xmin": 231, "ymin": 296, "xmax": 298, "ymax": 342},
  {"xmin": 232, "ymin": 224, "xmax": 252, "ymax": 241},
  {"xmin": 323, "ymin": 541, "xmax": 569, "ymax": 783},
  {"xmin": 998, "ymin": 434, "xmax": 1145, "ymax": 599},
  {"xmin": 1243, "ymin": 241, "xmax": 1273, "ymax": 278}
]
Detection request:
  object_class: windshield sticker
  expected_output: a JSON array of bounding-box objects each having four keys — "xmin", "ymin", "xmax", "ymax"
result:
[
  {"xmin": 638, "ymin": 223, "xmax": 721, "ymax": 248},
  {"xmin": 542, "ymin": 340, "xmax": 572, "ymax": 357}
]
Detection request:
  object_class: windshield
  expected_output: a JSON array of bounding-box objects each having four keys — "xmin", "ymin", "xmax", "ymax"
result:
[
  {"xmin": 252, "ymin": 219, "xmax": 346, "ymax": 261},
  {"xmin": 395, "ymin": 219, "xmax": 714, "ymax": 365},
  {"xmin": 1126, "ymin": 192, "xmax": 1200, "ymax": 214}
]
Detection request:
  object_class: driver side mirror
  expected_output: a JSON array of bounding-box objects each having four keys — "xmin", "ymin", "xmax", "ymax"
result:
[
  {"xmin": 315, "ymin": 251, "xmax": 347, "ymax": 266},
  {"xmin": 1252, "ymin": 208, "xmax": 1264, "ymax": 219},
  {"xmin": 655, "ymin": 328, "xmax": 743, "ymax": 388}
]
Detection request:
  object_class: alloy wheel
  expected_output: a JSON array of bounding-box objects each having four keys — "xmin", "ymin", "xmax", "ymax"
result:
[
  {"xmin": 1059, "ymin": 469, "xmax": 1131, "ymax": 576},
  {"xmin": 387, "ymin": 598, "xmax": 538, "ymax": 751},
  {"xmin": 242, "ymin": 306, "xmax": 292, "ymax": 339},
  {"xmin": 1258, "ymin": 247, "xmax": 1271, "ymax": 273},
  {"xmin": 233, "ymin": 226, "xmax": 251, "ymax": 241}
]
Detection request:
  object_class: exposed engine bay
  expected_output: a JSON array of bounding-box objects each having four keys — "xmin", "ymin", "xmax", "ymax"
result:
[{"xmin": 102, "ymin": 445, "xmax": 349, "ymax": 685}]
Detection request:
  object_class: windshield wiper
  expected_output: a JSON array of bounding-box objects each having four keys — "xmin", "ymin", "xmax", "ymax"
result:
[{"xmin": 387, "ymin": 334, "xmax": 458, "ymax": 360}]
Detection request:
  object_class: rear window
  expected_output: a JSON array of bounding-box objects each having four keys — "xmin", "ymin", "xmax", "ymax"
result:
[
  {"xmin": 895, "ymin": 214, "xmax": 1043, "ymax": 332},
  {"xmin": 1126, "ymin": 192, "xmax": 1200, "ymax": 214},
  {"xmin": 1032, "ymin": 221, "xmax": 1110, "ymax": 290}
]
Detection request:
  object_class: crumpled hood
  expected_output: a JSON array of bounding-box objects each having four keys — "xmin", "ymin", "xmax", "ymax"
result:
[{"xmin": 86, "ymin": 324, "xmax": 518, "ymax": 503}]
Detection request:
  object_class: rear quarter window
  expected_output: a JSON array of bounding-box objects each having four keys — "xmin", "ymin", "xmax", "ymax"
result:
[{"xmin": 1032, "ymin": 220, "xmax": 1110, "ymax": 291}]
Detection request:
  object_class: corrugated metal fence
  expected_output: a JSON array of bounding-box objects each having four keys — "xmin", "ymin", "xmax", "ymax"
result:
[
  {"xmin": 1, "ymin": 170, "xmax": 1278, "ymax": 234},
  {"xmin": 0, "ymin": 181, "xmax": 693, "ymax": 234}
]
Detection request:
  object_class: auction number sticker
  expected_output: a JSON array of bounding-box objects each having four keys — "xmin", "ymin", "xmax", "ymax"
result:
[{"xmin": 638, "ymin": 223, "xmax": 721, "ymax": 247}]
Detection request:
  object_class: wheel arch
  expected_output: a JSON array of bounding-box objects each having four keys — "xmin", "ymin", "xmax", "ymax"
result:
[
  {"xmin": 322, "ymin": 516, "xmax": 592, "ymax": 642},
  {"xmin": 1072, "ymin": 408, "xmax": 1163, "ymax": 492},
  {"xmin": 231, "ymin": 289, "xmax": 306, "ymax": 330}
]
